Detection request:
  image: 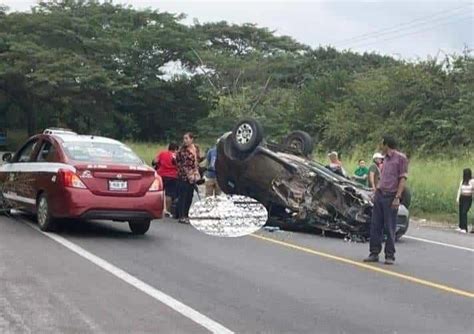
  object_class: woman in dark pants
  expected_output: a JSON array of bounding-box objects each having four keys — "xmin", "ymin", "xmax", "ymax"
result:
[
  {"xmin": 176, "ymin": 133, "xmax": 201, "ymax": 224},
  {"xmin": 456, "ymin": 168, "xmax": 473, "ymax": 233}
]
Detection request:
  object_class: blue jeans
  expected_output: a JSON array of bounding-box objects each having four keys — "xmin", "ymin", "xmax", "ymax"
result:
[{"xmin": 369, "ymin": 190, "xmax": 398, "ymax": 258}]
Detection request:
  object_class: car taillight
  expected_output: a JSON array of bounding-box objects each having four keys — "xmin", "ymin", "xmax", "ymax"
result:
[
  {"xmin": 58, "ymin": 169, "xmax": 87, "ymax": 189},
  {"xmin": 148, "ymin": 175, "xmax": 163, "ymax": 192}
]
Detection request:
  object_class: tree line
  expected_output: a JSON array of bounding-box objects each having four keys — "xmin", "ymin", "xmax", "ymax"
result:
[{"xmin": 0, "ymin": 0, "xmax": 472, "ymax": 156}]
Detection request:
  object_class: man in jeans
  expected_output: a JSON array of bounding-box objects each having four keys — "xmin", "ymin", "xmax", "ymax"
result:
[
  {"xmin": 205, "ymin": 144, "xmax": 221, "ymax": 197},
  {"xmin": 364, "ymin": 136, "xmax": 408, "ymax": 265}
]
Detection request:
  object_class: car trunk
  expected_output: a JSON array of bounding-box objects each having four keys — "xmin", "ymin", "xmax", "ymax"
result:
[{"xmin": 73, "ymin": 164, "xmax": 155, "ymax": 197}]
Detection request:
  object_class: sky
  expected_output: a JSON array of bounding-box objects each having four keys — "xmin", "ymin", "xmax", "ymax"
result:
[{"xmin": 1, "ymin": 0, "xmax": 473, "ymax": 60}]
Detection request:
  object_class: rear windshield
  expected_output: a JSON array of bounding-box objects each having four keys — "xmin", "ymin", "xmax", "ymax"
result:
[{"xmin": 62, "ymin": 141, "xmax": 143, "ymax": 164}]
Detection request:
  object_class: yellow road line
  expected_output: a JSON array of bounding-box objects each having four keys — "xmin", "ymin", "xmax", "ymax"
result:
[{"xmin": 250, "ymin": 234, "xmax": 474, "ymax": 299}]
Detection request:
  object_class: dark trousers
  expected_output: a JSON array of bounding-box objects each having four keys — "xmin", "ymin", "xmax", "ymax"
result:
[
  {"xmin": 177, "ymin": 180, "xmax": 194, "ymax": 219},
  {"xmin": 459, "ymin": 195, "xmax": 472, "ymax": 231},
  {"xmin": 369, "ymin": 191, "xmax": 398, "ymax": 258}
]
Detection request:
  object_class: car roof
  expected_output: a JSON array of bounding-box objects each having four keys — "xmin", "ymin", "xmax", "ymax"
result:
[{"xmin": 49, "ymin": 133, "xmax": 123, "ymax": 145}]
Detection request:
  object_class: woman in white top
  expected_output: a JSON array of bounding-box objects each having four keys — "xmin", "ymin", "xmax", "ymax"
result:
[{"xmin": 456, "ymin": 168, "xmax": 473, "ymax": 233}]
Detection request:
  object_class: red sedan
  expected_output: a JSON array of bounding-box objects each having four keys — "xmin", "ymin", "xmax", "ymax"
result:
[{"xmin": 0, "ymin": 128, "xmax": 164, "ymax": 234}]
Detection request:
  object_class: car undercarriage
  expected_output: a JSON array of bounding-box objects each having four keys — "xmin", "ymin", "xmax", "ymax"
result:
[{"xmin": 216, "ymin": 119, "xmax": 410, "ymax": 241}]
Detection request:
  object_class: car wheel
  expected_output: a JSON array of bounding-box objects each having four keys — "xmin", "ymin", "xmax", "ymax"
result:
[
  {"xmin": 231, "ymin": 118, "xmax": 264, "ymax": 153},
  {"xmin": 395, "ymin": 214, "xmax": 409, "ymax": 241},
  {"xmin": 284, "ymin": 131, "xmax": 314, "ymax": 156},
  {"xmin": 395, "ymin": 228, "xmax": 407, "ymax": 241},
  {"xmin": 129, "ymin": 219, "xmax": 151, "ymax": 235},
  {"xmin": 37, "ymin": 194, "xmax": 57, "ymax": 232},
  {"xmin": 401, "ymin": 187, "xmax": 411, "ymax": 209}
]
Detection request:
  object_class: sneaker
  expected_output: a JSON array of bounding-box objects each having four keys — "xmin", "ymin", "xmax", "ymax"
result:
[
  {"xmin": 363, "ymin": 254, "xmax": 379, "ymax": 263},
  {"xmin": 179, "ymin": 218, "xmax": 190, "ymax": 224},
  {"xmin": 384, "ymin": 257, "xmax": 395, "ymax": 265}
]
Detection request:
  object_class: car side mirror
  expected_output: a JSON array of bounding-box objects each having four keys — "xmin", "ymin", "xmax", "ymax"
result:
[{"xmin": 2, "ymin": 152, "xmax": 12, "ymax": 162}]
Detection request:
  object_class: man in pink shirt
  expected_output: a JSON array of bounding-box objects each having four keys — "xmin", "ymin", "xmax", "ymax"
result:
[{"xmin": 364, "ymin": 136, "xmax": 408, "ymax": 265}]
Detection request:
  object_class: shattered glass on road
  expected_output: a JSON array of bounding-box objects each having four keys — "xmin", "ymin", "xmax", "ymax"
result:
[{"xmin": 189, "ymin": 195, "xmax": 268, "ymax": 237}]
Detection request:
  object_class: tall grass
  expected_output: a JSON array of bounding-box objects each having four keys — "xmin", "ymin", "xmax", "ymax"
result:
[
  {"xmin": 128, "ymin": 141, "xmax": 472, "ymax": 222},
  {"xmin": 126, "ymin": 142, "xmax": 166, "ymax": 164}
]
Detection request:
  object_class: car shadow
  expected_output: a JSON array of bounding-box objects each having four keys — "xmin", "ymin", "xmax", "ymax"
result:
[
  {"xmin": 15, "ymin": 211, "xmax": 156, "ymax": 240},
  {"xmin": 55, "ymin": 219, "xmax": 136, "ymax": 239}
]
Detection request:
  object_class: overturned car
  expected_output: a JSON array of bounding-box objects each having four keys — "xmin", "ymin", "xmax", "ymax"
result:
[{"xmin": 215, "ymin": 119, "xmax": 410, "ymax": 241}]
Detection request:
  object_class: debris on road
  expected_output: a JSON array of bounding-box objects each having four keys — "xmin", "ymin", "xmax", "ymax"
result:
[
  {"xmin": 189, "ymin": 195, "xmax": 268, "ymax": 237},
  {"xmin": 263, "ymin": 226, "xmax": 281, "ymax": 232}
]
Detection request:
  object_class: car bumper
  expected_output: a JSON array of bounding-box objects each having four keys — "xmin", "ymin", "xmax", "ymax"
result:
[
  {"xmin": 80, "ymin": 210, "xmax": 154, "ymax": 221},
  {"xmin": 50, "ymin": 188, "xmax": 164, "ymax": 220}
]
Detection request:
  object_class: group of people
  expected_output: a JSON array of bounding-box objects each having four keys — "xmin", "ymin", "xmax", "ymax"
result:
[
  {"xmin": 339, "ymin": 151, "xmax": 473, "ymax": 236},
  {"xmin": 325, "ymin": 151, "xmax": 384, "ymax": 191},
  {"xmin": 353, "ymin": 153, "xmax": 385, "ymax": 191},
  {"xmin": 154, "ymin": 133, "xmax": 221, "ymax": 224},
  {"xmin": 325, "ymin": 137, "xmax": 409, "ymax": 264}
]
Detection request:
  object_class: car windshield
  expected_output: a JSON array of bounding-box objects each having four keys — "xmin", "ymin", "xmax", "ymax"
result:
[{"xmin": 62, "ymin": 141, "xmax": 143, "ymax": 164}]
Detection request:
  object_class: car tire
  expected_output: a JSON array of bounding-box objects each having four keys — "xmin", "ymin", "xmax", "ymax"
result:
[
  {"xmin": 284, "ymin": 131, "xmax": 314, "ymax": 156},
  {"xmin": 395, "ymin": 232, "xmax": 403, "ymax": 242},
  {"xmin": 231, "ymin": 118, "xmax": 264, "ymax": 153},
  {"xmin": 395, "ymin": 228, "xmax": 407, "ymax": 241},
  {"xmin": 395, "ymin": 214, "xmax": 409, "ymax": 241},
  {"xmin": 37, "ymin": 193, "xmax": 57, "ymax": 232},
  {"xmin": 129, "ymin": 219, "xmax": 151, "ymax": 235},
  {"xmin": 401, "ymin": 187, "xmax": 411, "ymax": 209}
]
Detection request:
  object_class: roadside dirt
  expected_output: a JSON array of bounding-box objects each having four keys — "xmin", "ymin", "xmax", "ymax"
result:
[{"xmin": 411, "ymin": 217, "xmax": 459, "ymax": 230}]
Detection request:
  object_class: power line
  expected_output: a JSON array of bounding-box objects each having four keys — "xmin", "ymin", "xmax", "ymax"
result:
[
  {"xmin": 338, "ymin": 14, "xmax": 473, "ymax": 49},
  {"xmin": 335, "ymin": 3, "xmax": 472, "ymax": 46},
  {"xmin": 347, "ymin": 15, "xmax": 473, "ymax": 50},
  {"xmin": 335, "ymin": 3, "xmax": 473, "ymax": 47}
]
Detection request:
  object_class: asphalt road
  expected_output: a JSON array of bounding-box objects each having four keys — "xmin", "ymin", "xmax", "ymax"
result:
[{"xmin": 0, "ymin": 213, "xmax": 473, "ymax": 333}]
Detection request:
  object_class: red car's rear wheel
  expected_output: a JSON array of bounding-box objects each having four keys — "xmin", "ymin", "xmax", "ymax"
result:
[
  {"xmin": 37, "ymin": 193, "xmax": 57, "ymax": 232},
  {"xmin": 129, "ymin": 219, "xmax": 151, "ymax": 235}
]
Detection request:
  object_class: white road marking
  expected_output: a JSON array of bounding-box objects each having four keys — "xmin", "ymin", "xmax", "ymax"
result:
[
  {"xmin": 404, "ymin": 235, "xmax": 474, "ymax": 253},
  {"xmin": 23, "ymin": 221, "xmax": 234, "ymax": 334}
]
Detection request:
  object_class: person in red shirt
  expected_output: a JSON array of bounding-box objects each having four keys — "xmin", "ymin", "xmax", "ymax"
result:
[{"xmin": 155, "ymin": 143, "xmax": 179, "ymax": 217}]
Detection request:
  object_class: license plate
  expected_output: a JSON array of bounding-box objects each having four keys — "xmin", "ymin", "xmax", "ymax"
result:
[{"xmin": 109, "ymin": 180, "xmax": 128, "ymax": 191}]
